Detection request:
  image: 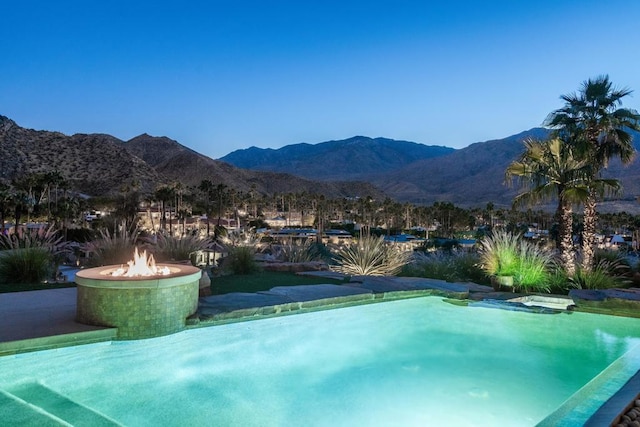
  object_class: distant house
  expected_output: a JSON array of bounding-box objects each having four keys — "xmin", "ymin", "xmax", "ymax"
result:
[{"xmin": 605, "ymin": 234, "xmax": 632, "ymax": 250}]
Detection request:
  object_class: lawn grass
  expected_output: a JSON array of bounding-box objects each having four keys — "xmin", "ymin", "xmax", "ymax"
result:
[
  {"xmin": 0, "ymin": 271, "xmax": 347, "ymax": 295},
  {"xmin": 0, "ymin": 281, "xmax": 75, "ymax": 294},
  {"xmin": 211, "ymin": 270, "xmax": 348, "ymax": 295}
]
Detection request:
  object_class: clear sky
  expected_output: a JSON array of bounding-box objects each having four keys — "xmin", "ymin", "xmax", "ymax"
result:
[{"xmin": 2, "ymin": 0, "xmax": 640, "ymax": 159}]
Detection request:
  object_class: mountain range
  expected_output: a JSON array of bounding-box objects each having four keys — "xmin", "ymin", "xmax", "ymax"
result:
[
  {"xmin": 222, "ymin": 129, "xmax": 640, "ymax": 208},
  {"xmin": 220, "ymin": 136, "xmax": 455, "ymax": 181},
  {"xmin": 2, "ymin": 114, "xmax": 640, "ymax": 211},
  {"xmin": 0, "ymin": 116, "xmax": 384, "ymax": 200}
]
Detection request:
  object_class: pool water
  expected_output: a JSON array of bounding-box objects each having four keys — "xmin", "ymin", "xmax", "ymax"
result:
[{"xmin": 1, "ymin": 297, "xmax": 640, "ymax": 426}]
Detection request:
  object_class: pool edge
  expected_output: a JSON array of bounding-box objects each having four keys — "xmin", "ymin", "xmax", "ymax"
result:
[
  {"xmin": 537, "ymin": 343, "xmax": 640, "ymax": 426},
  {"xmin": 0, "ymin": 328, "xmax": 118, "ymax": 356}
]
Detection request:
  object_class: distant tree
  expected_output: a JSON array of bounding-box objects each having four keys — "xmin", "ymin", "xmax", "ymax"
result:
[
  {"xmin": 112, "ymin": 179, "xmax": 141, "ymax": 230},
  {"xmin": 44, "ymin": 170, "xmax": 65, "ymax": 224},
  {"xmin": 198, "ymin": 180, "xmax": 215, "ymax": 236},
  {"xmin": 0, "ymin": 182, "xmax": 12, "ymax": 233},
  {"xmin": 155, "ymin": 185, "xmax": 175, "ymax": 233}
]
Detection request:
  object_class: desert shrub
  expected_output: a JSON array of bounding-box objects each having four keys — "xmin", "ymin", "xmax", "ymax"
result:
[
  {"xmin": 403, "ymin": 251, "xmax": 487, "ymax": 284},
  {"xmin": 593, "ymin": 250, "xmax": 631, "ymax": 275},
  {"xmin": 0, "ymin": 248, "xmax": 53, "ymax": 284},
  {"xmin": 0, "ymin": 226, "xmax": 72, "ymax": 273},
  {"xmin": 64, "ymin": 228, "xmax": 97, "ymax": 243},
  {"xmin": 416, "ymin": 239, "xmax": 461, "ymax": 253},
  {"xmin": 273, "ymin": 239, "xmax": 317, "ymax": 263},
  {"xmin": 545, "ymin": 267, "xmax": 571, "ymax": 294},
  {"xmin": 570, "ymin": 259, "xmax": 630, "ymax": 290},
  {"xmin": 153, "ymin": 233, "xmax": 214, "ymax": 262},
  {"xmin": 332, "ymin": 235, "xmax": 411, "ymax": 276},
  {"xmin": 402, "ymin": 251, "xmax": 459, "ymax": 281},
  {"xmin": 307, "ymin": 242, "xmax": 333, "ymax": 263},
  {"xmin": 0, "ymin": 226, "xmax": 70, "ymax": 255},
  {"xmin": 272, "ymin": 240, "xmax": 331, "ymax": 263},
  {"xmin": 83, "ymin": 227, "xmax": 140, "ymax": 267},
  {"xmin": 223, "ymin": 246, "xmax": 260, "ymax": 275},
  {"xmin": 447, "ymin": 251, "xmax": 487, "ymax": 284},
  {"xmin": 219, "ymin": 232, "xmax": 261, "ymax": 275}
]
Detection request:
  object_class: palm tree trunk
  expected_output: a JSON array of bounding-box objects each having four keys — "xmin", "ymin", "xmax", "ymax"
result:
[
  {"xmin": 558, "ymin": 198, "xmax": 575, "ymax": 276},
  {"xmin": 581, "ymin": 191, "xmax": 597, "ymax": 272}
]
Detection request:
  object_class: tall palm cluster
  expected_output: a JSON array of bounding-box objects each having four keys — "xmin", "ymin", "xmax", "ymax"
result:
[
  {"xmin": 0, "ymin": 171, "xmax": 81, "ymax": 235},
  {"xmin": 506, "ymin": 75, "xmax": 640, "ymax": 275}
]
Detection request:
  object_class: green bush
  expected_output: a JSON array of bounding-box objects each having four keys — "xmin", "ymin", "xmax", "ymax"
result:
[
  {"xmin": 478, "ymin": 230, "xmax": 553, "ymax": 292},
  {"xmin": 514, "ymin": 242, "xmax": 554, "ymax": 293},
  {"xmin": 0, "ymin": 248, "xmax": 53, "ymax": 284},
  {"xmin": 478, "ymin": 230, "xmax": 519, "ymax": 277},
  {"xmin": 333, "ymin": 235, "xmax": 411, "ymax": 276},
  {"xmin": 545, "ymin": 267, "xmax": 571, "ymax": 294}
]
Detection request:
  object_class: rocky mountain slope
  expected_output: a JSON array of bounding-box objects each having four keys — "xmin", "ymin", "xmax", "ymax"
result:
[
  {"xmin": 0, "ymin": 116, "xmax": 384, "ymax": 199},
  {"xmin": 375, "ymin": 128, "xmax": 552, "ymax": 205},
  {"xmin": 0, "ymin": 116, "xmax": 161, "ymax": 195}
]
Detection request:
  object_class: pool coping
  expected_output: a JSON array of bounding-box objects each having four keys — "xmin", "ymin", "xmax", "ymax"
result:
[
  {"xmin": 1, "ymin": 277, "xmax": 639, "ymax": 425},
  {"xmin": 586, "ymin": 369, "xmax": 640, "ymax": 426}
]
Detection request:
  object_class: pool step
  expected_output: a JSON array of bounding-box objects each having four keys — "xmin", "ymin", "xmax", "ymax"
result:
[
  {"xmin": 0, "ymin": 388, "xmax": 71, "ymax": 426},
  {"xmin": 8, "ymin": 382, "xmax": 122, "ymax": 426}
]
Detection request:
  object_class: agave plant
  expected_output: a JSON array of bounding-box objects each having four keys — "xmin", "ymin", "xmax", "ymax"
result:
[{"xmin": 332, "ymin": 234, "xmax": 411, "ymax": 276}]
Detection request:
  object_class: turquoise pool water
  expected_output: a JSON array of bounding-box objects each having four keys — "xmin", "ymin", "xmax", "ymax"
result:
[{"xmin": 1, "ymin": 297, "xmax": 640, "ymax": 426}]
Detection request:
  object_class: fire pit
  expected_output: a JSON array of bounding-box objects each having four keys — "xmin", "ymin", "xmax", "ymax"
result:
[{"xmin": 75, "ymin": 248, "xmax": 201, "ymax": 339}]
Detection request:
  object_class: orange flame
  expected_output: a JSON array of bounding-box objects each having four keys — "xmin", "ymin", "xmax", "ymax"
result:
[{"xmin": 111, "ymin": 247, "xmax": 171, "ymax": 277}]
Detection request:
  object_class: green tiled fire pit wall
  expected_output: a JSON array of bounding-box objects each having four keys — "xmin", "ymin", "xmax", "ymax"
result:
[{"xmin": 75, "ymin": 265, "xmax": 201, "ymax": 339}]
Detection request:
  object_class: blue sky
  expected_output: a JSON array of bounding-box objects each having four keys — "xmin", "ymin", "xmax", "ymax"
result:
[{"xmin": 2, "ymin": 1, "xmax": 640, "ymax": 159}]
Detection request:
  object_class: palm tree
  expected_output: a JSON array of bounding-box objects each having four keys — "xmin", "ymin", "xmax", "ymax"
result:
[
  {"xmin": 545, "ymin": 75, "xmax": 640, "ymax": 271},
  {"xmin": 506, "ymin": 137, "xmax": 591, "ymax": 276},
  {"xmin": 44, "ymin": 170, "xmax": 65, "ymax": 224},
  {"xmin": 198, "ymin": 179, "xmax": 215, "ymax": 236},
  {"xmin": 0, "ymin": 182, "xmax": 12, "ymax": 233},
  {"xmin": 154, "ymin": 185, "xmax": 175, "ymax": 233}
]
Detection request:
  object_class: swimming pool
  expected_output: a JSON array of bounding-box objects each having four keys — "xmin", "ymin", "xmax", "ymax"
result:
[{"xmin": 1, "ymin": 296, "xmax": 639, "ymax": 426}]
